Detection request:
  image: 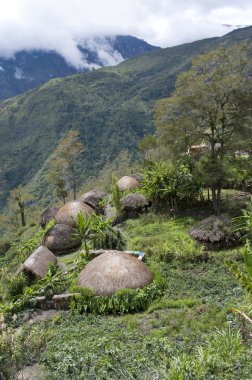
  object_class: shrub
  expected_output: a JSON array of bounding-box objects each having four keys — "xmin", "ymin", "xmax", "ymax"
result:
[
  {"xmin": 0, "ymin": 325, "xmax": 47, "ymax": 379},
  {"xmin": 140, "ymin": 161, "xmax": 201, "ymax": 211},
  {"xmin": 4, "ymin": 273, "xmax": 28, "ymax": 300}
]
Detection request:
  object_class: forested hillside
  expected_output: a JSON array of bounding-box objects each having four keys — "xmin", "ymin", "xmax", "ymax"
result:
[
  {"xmin": 0, "ymin": 35, "xmax": 159, "ymax": 100},
  {"xmin": 0, "ymin": 26, "xmax": 252, "ymax": 207}
]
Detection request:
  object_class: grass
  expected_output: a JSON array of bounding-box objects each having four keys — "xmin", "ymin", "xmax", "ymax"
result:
[{"xmin": 1, "ymin": 211, "xmax": 251, "ymax": 379}]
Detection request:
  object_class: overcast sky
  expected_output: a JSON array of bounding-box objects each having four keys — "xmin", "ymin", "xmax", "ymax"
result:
[{"xmin": 0, "ymin": 0, "xmax": 251, "ymax": 68}]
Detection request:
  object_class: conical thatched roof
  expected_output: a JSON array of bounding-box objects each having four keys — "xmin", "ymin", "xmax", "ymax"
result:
[
  {"xmin": 55, "ymin": 201, "xmax": 94, "ymax": 227},
  {"xmin": 39, "ymin": 207, "xmax": 59, "ymax": 228},
  {"xmin": 129, "ymin": 174, "xmax": 143, "ymax": 182},
  {"xmin": 78, "ymin": 189, "xmax": 107, "ymax": 209},
  {"xmin": 22, "ymin": 246, "xmax": 57, "ymax": 281},
  {"xmin": 120, "ymin": 193, "xmax": 148, "ymax": 209},
  {"xmin": 42, "ymin": 224, "xmax": 81, "ymax": 255},
  {"xmin": 77, "ymin": 250, "xmax": 153, "ymax": 296},
  {"xmin": 117, "ymin": 176, "xmax": 140, "ymax": 192},
  {"xmin": 189, "ymin": 215, "xmax": 240, "ymax": 249}
]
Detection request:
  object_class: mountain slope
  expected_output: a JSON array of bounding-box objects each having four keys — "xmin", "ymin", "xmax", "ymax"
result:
[
  {"xmin": 0, "ymin": 35, "xmax": 159, "ymax": 100},
  {"xmin": 0, "ymin": 26, "xmax": 252, "ymax": 206}
]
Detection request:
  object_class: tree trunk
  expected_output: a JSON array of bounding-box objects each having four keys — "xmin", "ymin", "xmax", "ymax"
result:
[
  {"xmin": 18, "ymin": 202, "xmax": 26, "ymax": 226},
  {"xmin": 211, "ymin": 187, "xmax": 221, "ymax": 216}
]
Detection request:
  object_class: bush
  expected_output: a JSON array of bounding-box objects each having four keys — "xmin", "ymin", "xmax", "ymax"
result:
[
  {"xmin": 0, "ymin": 238, "xmax": 11, "ymax": 256},
  {"xmin": 140, "ymin": 161, "xmax": 201, "ymax": 211},
  {"xmin": 0, "ymin": 325, "xmax": 47, "ymax": 379},
  {"xmin": 92, "ymin": 227, "xmax": 127, "ymax": 251},
  {"xmin": 4, "ymin": 273, "xmax": 28, "ymax": 300}
]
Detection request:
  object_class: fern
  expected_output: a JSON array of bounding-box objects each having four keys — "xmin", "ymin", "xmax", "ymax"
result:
[{"xmin": 225, "ymin": 259, "xmax": 252, "ymax": 295}]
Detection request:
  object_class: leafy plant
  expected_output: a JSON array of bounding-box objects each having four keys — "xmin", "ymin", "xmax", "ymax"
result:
[
  {"xmin": 75, "ymin": 212, "xmax": 115, "ymax": 254},
  {"xmin": 167, "ymin": 325, "xmax": 244, "ymax": 380},
  {"xmin": 140, "ymin": 161, "xmax": 201, "ymax": 212},
  {"xmin": 110, "ymin": 174, "xmax": 123, "ymax": 217},
  {"xmin": 0, "ymin": 325, "xmax": 47, "ymax": 379},
  {"xmin": 225, "ymin": 240, "xmax": 252, "ymax": 296}
]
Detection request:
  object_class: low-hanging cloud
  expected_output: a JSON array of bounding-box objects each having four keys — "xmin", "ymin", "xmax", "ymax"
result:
[{"xmin": 0, "ymin": 0, "xmax": 251, "ymax": 68}]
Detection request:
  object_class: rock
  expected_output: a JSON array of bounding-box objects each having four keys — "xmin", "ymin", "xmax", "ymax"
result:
[{"xmin": 52, "ymin": 293, "xmax": 79, "ymax": 310}]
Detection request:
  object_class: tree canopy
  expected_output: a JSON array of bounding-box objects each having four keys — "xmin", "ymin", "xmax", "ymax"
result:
[
  {"xmin": 48, "ymin": 130, "xmax": 83, "ymax": 202},
  {"xmin": 154, "ymin": 43, "xmax": 252, "ymax": 214}
]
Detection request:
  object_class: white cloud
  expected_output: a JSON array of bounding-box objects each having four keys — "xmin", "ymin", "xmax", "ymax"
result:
[
  {"xmin": 0, "ymin": 66, "xmax": 4, "ymax": 71},
  {"xmin": 14, "ymin": 67, "xmax": 25, "ymax": 79},
  {"xmin": 0, "ymin": 0, "xmax": 251, "ymax": 68}
]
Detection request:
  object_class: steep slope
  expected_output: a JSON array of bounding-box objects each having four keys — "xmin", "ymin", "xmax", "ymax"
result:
[
  {"xmin": 0, "ymin": 26, "xmax": 251, "ymax": 206},
  {"xmin": 0, "ymin": 36, "xmax": 159, "ymax": 100}
]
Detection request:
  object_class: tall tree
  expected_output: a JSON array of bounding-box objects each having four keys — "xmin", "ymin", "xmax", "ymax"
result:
[
  {"xmin": 48, "ymin": 130, "xmax": 83, "ymax": 201},
  {"xmin": 155, "ymin": 43, "xmax": 252, "ymax": 215},
  {"xmin": 8, "ymin": 186, "xmax": 34, "ymax": 227}
]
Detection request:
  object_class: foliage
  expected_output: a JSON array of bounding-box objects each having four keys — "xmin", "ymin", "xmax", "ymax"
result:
[
  {"xmin": 3, "ymin": 273, "xmax": 28, "ymax": 300},
  {"xmin": 140, "ymin": 161, "xmax": 201, "ymax": 211},
  {"xmin": 40, "ymin": 314, "xmax": 248, "ymax": 380},
  {"xmin": 92, "ymin": 227, "xmax": 127, "ymax": 251},
  {"xmin": 1, "ymin": 210, "xmax": 252, "ymax": 378},
  {"xmin": 70, "ymin": 270, "xmax": 165, "ymax": 315},
  {"xmin": 40, "ymin": 314, "xmax": 173, "ymax": 380},
  {"xmin": 167, "ymin": 325, "xmax": 244, "ymax": 380},
  {"xmin": 0, "ymin": 325, "xmax": 47, "ymax": 380},
  {"xmin": 138, "ymin": 134, "xmax": 158, "ymax": 162},
  {"xmin": 234, "ymin": 197, "xmax": 252, "ymax": 241},
  {"xmin": 147, "ymin": 297, "xmax": 198, "ymax": 313},
  {"xmin": 15, "ymin": 219, "xmax": 55, "ymax": 261},
  {"xmin": 126, "ymin": 215, "xmax": 205, "ymax": 263},
  {"xmin": 75, "ymin": 211, "xmax": 115, "ymax": 254},
  {"xmin": 110, "ymin": 174, "xmax": 123, "ymax": 217},
  {"xmin": 225, "ymin": 156, "xmax": 252, "ymax": 192},
  {"xmin": 48, "ymin": 130, "xmax": 83, "ymax": 201},
  {"xmin": 7, "ymin": 186, "xmax": 35, "ymax": 227},
  {"xmin": 2, "ymin": 27, "xmax": 250, "ymax": 207},
  {"xmin": 226, "ymin": 240, "xmax": 252, "ymax": 297},
  {"xmin": 155, "ymin": 43, "xmax": 252, "ymax": 214}
]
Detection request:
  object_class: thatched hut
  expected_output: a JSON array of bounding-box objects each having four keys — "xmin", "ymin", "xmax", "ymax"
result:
[
  {"xmin": 55, "ymin": 201, "xmax": 94, "ymax": 228},
  {"xmin": 129, "ymin": 174, "xmax": 143, "ymax": 182},
  {"xmin": 22, "ymin": 246, "xmax": 57, "ymax": 282},
  {"xmin": 39, "ymin": 207, "xmax": 59, "ymax": 228},
  {"xmin": 117, "ymin": 176, "xmax": 140, "ymax": 192},
  {"xmin": 120, "ymin": 193, "xmax": 149, "ymax": 218},
  {"xmin": 77, "ymin": 189, "xmax": 107, "ymax": 211},
  {"xmin": 187, "ymin": 144, "xmax": 209, "ymax": 158},
  {"xmin": 189, "ymin": 215, "xmax": 241, "ymax": 250},
  {"xmin": 42, "ymin": 224, "xmax": 81, "ymax": 255},
  {"xmin": 77, "ymin": 250, "xmax": 153, "ymax": 296}
]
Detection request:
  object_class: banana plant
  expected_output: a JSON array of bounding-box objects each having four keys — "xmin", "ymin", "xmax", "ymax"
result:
[{"xmin": 225, "ymin": 240, "xmax": 252, "ymax": 296}]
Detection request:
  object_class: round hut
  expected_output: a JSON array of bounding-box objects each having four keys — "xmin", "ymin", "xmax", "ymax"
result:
[
  {"xmin": 22, "ymin": 246, "xmax": 57, "ymax": 282},
  {"xmin": 55, "ymin": 201, "xmax": 94, "ymax": 228},
  {"xmin": 189, "ymin": 215, "xmax": 241, "ymax": 250},
  {"xmin": 78, "ymin": 189, "xmax": 107, "ymax": 211},
  {"xmin": 42, "ymin": 224, "xmax": 81, "ymax": 255},
  {"xmin": 117, "ymin": 176, "xmax": 140, "ymax": 192},
  {"xmin": 39, "ymin": 207, "xmax": 59, "ymax": 228},
  {"xmin": 77, "ymin": 250, "xmax": 153, "ymax": 296},
  {"xmin": 120, "ymin": 193, "xmax": 148, "ymax": 219}
]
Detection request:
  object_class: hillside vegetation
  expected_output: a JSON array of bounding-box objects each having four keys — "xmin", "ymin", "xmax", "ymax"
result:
[{"xmin": 1, "ymin": 26, "xmax": 252, "ymax": 207}]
